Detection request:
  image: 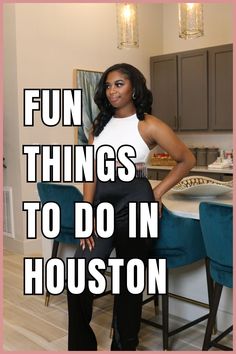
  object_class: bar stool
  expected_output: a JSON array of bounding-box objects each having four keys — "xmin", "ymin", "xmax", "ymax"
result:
[
  {"xmin": 142, "ymin": 205, "xmax": 213, "ymax": 350},
  {"xmin": 37, "ymin": 182, "xmax": 83, "ymax": 305},
  {"xmin": 199, "ymin": 202, "xmax": 233, "ymax": 351},
  {"xmin": 37, "ymin": 182, "xmax": 115, "ymax": 307}
]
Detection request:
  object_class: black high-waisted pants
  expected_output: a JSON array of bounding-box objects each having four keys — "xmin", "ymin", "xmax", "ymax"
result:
[{"xmin": 67, "ymin": 177, "xmax": 155, "ymax": 351}]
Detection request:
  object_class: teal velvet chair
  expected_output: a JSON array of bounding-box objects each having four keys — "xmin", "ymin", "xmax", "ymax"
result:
[
  {"xmin": 142, "ymin": 205, "xmax": 213, "ymax": 350},
  {"xmin": 199, "ymin": 202, "xmax": 233, "ymax": 351},
  {"xmin": 37, "ymin": 182, "xmax": 83, "ymax": 305},
  {"xmin": 37, "ymin": 182, "xmax": 113, "ymax": 306}
]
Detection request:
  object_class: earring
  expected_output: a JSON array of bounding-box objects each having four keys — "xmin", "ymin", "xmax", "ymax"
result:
[{"xmin": 132, "ymin": 91, "xmax": 136, "ymax": 100}]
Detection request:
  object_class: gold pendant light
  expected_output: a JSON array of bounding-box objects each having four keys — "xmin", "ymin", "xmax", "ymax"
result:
[
  {"xmin": 179, "ymin": 3, "xmax": 204, "ymax": 39},
  {"xmin": 116, "ymin": 3, "xmax": 139, "ymax": 49}
]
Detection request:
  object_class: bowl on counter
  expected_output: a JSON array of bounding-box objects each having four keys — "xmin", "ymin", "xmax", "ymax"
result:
[{"xmin": 171, "ymin": 176, "xmax": 233, "ymax": 197}]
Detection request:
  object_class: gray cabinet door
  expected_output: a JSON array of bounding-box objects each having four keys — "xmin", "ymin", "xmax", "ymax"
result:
[
  {"xmin": 150, "ymin": 54, "xmax": 178, "ymax": 130},
  {"xmin": 209, "ymin": 44, "xmax": 233, "ymax": 131},
  {"xmin": 178, "ymin": 50, "xmax": 208, "ymax": 130},
  {"xmin": 150, "ymin": 45, "xmax": 232, "ymax": 132}
]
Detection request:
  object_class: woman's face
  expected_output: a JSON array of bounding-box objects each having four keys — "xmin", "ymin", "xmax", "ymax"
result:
[{"xmin": 105, "ymin": 70, "xmax": 134, "ymax": 111}]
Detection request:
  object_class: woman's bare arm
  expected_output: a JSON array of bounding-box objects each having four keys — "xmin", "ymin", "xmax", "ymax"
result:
[{"xmin": 143, "ymin": 115, "xmax": 196, "ymax": 205}]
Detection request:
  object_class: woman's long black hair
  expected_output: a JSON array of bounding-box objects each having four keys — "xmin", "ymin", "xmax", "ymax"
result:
[{"xmin": 93, "ymin": 63, "xmax": 153, "ymax": 136}]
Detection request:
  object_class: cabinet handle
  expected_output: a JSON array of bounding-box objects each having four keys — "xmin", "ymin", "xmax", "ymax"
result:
[
  {"xmin": 178, "ymin": 115, "xmax": 181, "ymax": 130},
  {"xmin": 174, "ymin": 115, "xmax": 178, "ymax": 129}
]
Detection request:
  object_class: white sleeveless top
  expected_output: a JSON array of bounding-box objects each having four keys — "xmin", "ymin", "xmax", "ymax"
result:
[{"xmin": 93, "ymin": 113, "xmax": 150, "ymax": 163}]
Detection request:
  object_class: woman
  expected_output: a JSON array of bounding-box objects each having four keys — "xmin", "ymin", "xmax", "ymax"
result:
[{"xmin": 67, "ymin": 63, "xmax": 195, "ymax": 351}]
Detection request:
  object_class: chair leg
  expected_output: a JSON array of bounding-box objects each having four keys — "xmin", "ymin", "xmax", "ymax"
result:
[
  {"xmin": 45, "ymin": 240, "xmax": 60, "ymax": 306},
  {"xmin": 205, "ymin": 258, "xmax": 214, "ymax": 308},
  {"xmin": 154, "ymin": 294, "xmax": 159, "ymax": 315},
  {"xmin": 202, "ymin": 283, "xmax": 223, "ymax": 351},
  {"xmin": 51, "ymin": 240, "xmax": 60, "ymax": 258},
  {"xmin": 110, "ymin": 296, "xmax": 116, "ymax": 339},
  {"xmin": 205, "ymin": 258, "xmax": 217, "ymax": 334},
  {"xmin": 162, "ymin": 270, "xmax": 169, "ymax": 350}
]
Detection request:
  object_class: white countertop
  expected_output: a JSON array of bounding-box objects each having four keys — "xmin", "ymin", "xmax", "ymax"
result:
[
  {"xmin": 75, "ymin": 181, "xmax": 232, "ymax": 221},
  {"xmin": 149, "ymin": 180, "xmax": 232, "ymax": 220},
  {"xmin": 147, "ymin": 164, "xmax": 233, "ymax": 174}
]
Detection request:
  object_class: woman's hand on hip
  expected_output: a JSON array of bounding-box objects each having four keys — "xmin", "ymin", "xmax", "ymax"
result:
[
  {"xmin": 80, "ymin": 236, "xmax": 95, "ymax": 252},
  {"xmin": 153, "ymin": 188, "xmax": 163, "ymax": 218},
  {"xmin": 80, "ymin": 219, "xmax": 97, "ymax": 251}
]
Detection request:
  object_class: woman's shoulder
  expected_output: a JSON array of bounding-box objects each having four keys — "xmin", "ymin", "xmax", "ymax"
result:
[
  {"xmin": 138, "ymin": 114, "xmax": 164, "ymax": 143},
  {"xmin": 142, "ymin": 114, "xmax": 173, "ymax": 139},
  {"xmin": 143, "ymin": 114, "xmax": 165, "ymax": 127}
]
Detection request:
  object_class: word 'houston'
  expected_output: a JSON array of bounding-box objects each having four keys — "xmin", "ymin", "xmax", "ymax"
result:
[{"xmin": 24, "ymin": 258, "xmax": 167, "ymax": 295}]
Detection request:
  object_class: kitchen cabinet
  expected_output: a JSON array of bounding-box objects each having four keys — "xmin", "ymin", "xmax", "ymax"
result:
[
  {"xmin": 150, "ymin": 49, "xmax": 208, "ymax": 131},
  {"xmin": 150, "ymin": 54, "xmax": 178, "ymax": 129},
  {"xmin": 178, "ymin": 50, "xmax": 208, "ymax": 130},
  {"xmin": 150, "ymin": 44, "xmax": 232, "ymax": 132},
  {"xmin": 209, "ymin": 44, "xmax": 233, "ymax": 131}
]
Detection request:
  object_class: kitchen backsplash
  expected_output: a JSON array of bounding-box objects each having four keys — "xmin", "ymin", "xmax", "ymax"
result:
[
  {"xmin": 178, "ymin": 133, "xmax": 233, "ymax": 151},
  {"xmin": 152, "ymin": 133, "xmax": 233, "ymax": 152}
]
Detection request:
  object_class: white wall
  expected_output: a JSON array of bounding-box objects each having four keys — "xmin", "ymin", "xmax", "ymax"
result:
[
  {"xmin": 4, "ymin": 3, "xmax": 163, "ymax": 254},
  {"xmin": 3, "ymin": 5, "xmax": 25, "ymax": 253}
]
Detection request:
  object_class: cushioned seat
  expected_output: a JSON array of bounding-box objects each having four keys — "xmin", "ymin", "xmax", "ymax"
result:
[
  {"xmin": 142, "ymin": 205, "xmax": 213, "ymax": 350},
  {"xmin": 199, "ymin": 202, "xmax": 233, "ymax": 351}
]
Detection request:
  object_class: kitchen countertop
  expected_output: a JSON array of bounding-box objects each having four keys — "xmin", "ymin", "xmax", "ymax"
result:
[
  {"xmin": 75, "ymin": 181, "xmax": 233, "ymax": 220},
  {"xmin": 149, "ymin": 180, "xmax": 232, "ymax": 220},
  {"xmin": 147, "ymin": 164, "xmax": 233, "ymax": 174}
]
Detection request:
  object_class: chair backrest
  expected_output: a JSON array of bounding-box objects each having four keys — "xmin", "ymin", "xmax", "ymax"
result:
[
  {"xmin": 37, "ymin": 183, "xmax": 83, "ymax": 230},
  {"xmin": 151, "ymin": 206, "xmax": 206, "ymax": 269},
  {"xmin": 199, "ymin": 202, "xmax": 233, "ymax": 268}
]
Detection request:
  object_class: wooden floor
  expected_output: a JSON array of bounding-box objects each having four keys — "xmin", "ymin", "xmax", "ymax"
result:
[{"xmin": 3, "ymin": 250, "xmax": 232, "ymax": 351}]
